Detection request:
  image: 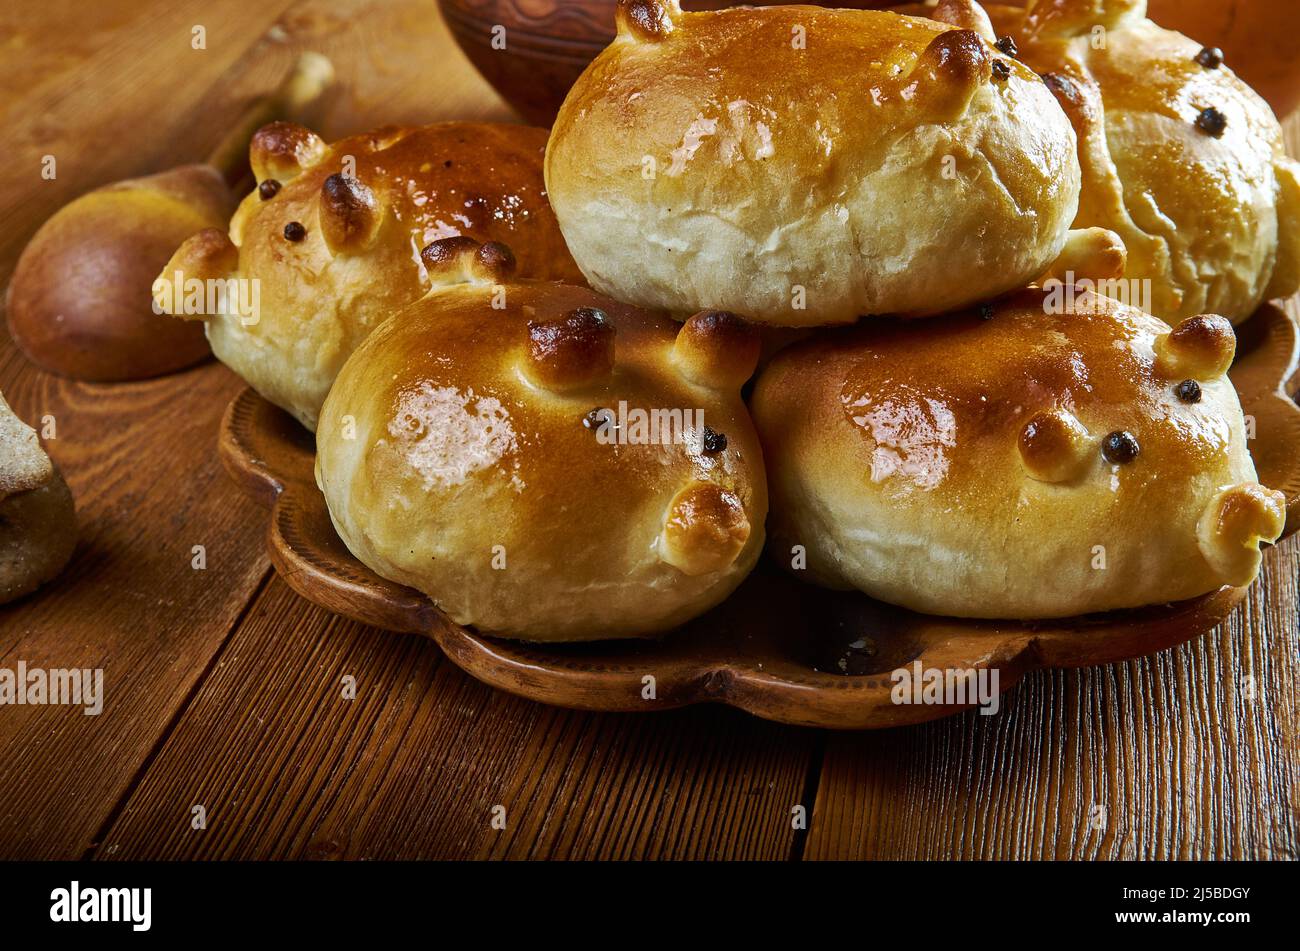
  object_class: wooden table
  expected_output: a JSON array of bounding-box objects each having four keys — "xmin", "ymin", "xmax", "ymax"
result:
[{"xmin": 0, "ymin": 0, "xmax": 1296, "ymax": 861}]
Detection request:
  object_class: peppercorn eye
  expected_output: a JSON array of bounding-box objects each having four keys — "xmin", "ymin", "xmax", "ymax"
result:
[
  {"xmin": 1194, "ymin": 46, "xmax": 1224, "ymax": 69},
  {"xmin": 283, "ymin": 221, "xmax": 307, "ymax": 241},
  {"xmin": 258, "ymin": 179, "xmax": 282, "ymax": 200},
  {"xmin": 1195, "ymin": 107, "xmax": 1227, "ymax": 138},
  {"xmin": 582, "ymin": 407, "xmax": 611, "ymax": 431},
  {"xmin": 701, "ymin": 427, "xmax": 727, "ymax": 454},
  {"xmin": 1176, "ymin": 380, "xmax": 1203, "ymax": 404},
  {"xmin": 1102, "ymin": 431, "xmax": 1140, "ymax": 465}
]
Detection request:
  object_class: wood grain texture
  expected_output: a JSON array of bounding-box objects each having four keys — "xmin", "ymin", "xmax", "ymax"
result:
[
  {"xmin": 804, "ymin": 539, "xmax": 1299, "ymax": 859},
  {"xmin": 95, "ymin": 577, "xmax": 814, "ymax": 859},
  {"xmin": 0, "ymin": 0, "xmax": 311, "ymax": 860},
  {"xmin": 0, "ymin": 349, "xmax": 270, "ymax": 858},
  {"xmin": 0, "ymin": 0, "xmax": 1297, "ymax": 862},
  {"xmin": 0, "ymin": 0, "xmax": 302, "ymax": 285}
]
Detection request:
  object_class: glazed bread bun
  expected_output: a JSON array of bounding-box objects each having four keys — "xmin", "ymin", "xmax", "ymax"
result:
[
  {"xmin": 316, "ymin": 238, "xmax": 767, "ymax": 641},
  {"xmin": 911, "ymin": 0, "xmax": 1300, "ymax": 323},
  {"xmin": 751, "ymin": 289, "xmax": 1286, "ymax": 619},
  {"xmin": 156, "ymin": 122, "xmax": 583, "ymax": 430},
  {"xmin": 545, "ymin": 0, "xmax": 1082, "ymax": 327},
  {"xmin": 0, "ymin": 392, "xmax": 76, "ymax": 604}
]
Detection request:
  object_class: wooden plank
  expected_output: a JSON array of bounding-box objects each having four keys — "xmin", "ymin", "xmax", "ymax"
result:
[
  {"xmin": 0, "ymin": 0, "xmax": 303, "ymax": 283},
  {"xmin": 0, "ymin": 353, "xmax": 271, "ymax": 858},
  {"xmin": 96, "ymin": 577, "xmax": 814, "ymax": 860},
  {"xmin": 804, "ymin": 540, "xmax": 1299, "ymax": 859},
  {"xmin": 0, "ymin": 0, "xmax": 513, "ymax": 287}
]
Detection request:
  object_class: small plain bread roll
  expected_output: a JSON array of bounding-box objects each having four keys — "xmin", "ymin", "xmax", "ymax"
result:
[
  {"xmin": 751, "ymin": 289, "xmax": 1286, "ymax": 619},
  {"xmin": 913, "ymin": 0, "xmax": 1300, "ymax": 323},
  {"xmin": 0, "ymin": 392, "xmax": 76, "ymax": 604},
  {"xmin": 544, "ymin": 0, "xmax": 1082, "ymax": 327},
  {"xmin": 156, "ymin": 122, "xmax": 583, "ymax": 430},
  {"xmin": 316, "ymin": 238, "xmax": 767, "ymax": 641}
]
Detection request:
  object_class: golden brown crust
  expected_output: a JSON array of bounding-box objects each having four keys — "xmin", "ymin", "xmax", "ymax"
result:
[
  {"xmin": 546, "ymin": 1, "xmax": 1080, "ymax": 326},
  {"xmin": 751, "ymin": 287, "xmax": 1281, "ymax": 618},
  {"xmin": 924, "ymin": 0, "xmax": 1300, "ymax": 322},
  {"xmin": 156, "ymin": 122, "xmax": 583, "ymax": 430},
  {"xmin": 318, "ymin": 173, "xmax": 382, "ymax": 254},
  {"xmin": 315, "ymin": 280, "xmax": 767, "ymax": 641},
  {"xmin": 672, "ymin": 311, "xmax": 761, "ymax": 390}
]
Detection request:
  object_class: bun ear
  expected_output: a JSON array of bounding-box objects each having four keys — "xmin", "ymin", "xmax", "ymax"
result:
[
  {"xmin": 153, "ymin": 228, "xmax": 239, "ymax": 321},
  {"xmin": 319, "ymin": 173, "xmax": 383, "ymax": 255},
  {"xmin": 928, "ymin": 0, "xmax": 997, "ymax": 42},
  {"xmin": 673, "ymin": 311, "xmax": 761, "ymax": 390},
  {"xmin": 419, "ymin": 236, "xmax": 517, "ymax": 287},
  {"xmin": 1154, "ymin": 314, "xmax": 1236, "ymax": 380},
  {"xmin": 907, "ymin": 29, "xmax": 992, "ymax": 120},
  {"xmin": 616, "ymin": 0, "xmax": 681, "ymax": 42},
  {"xmin": 524, "ymin": 306, "xmax": 616, "ymax": 392},
  {"xmin": 249, "ymin": 121, "xmax": 326, "ymax": 184}
]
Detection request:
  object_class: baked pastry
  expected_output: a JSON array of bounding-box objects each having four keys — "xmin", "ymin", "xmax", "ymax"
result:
[
  {"xmin": 910, "ymin": 0, "xmax": 1300, "ymax": 322},
  {"xmin": 751, "ymin": 288, "xmax": 1286, "ymax": 618},
  {"xmin": 0, "ymin": 393, "xmax": 76, "ymax": 604},
  {"xmin": 316, "ymin": 238, "xmax": 767, "ymax": 641},
  {"xmin": 156, "ymin": 122, "xmax": 583, "ymax": 430},
  {"xmin": 544, "ymin": 0, "xmax": 1083, "ymax": 326},
  {"xmin": 8, "ymin": 164, "xmax": 233, "ymax": 381}
]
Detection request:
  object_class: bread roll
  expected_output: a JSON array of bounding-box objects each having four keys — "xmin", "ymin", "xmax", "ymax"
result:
[
  {"xmin": 156, "ymin": 122, "xmax": 583, "ymax": 430},
  {"xmin": 7, "ymin": 165, "xmax": 233, "ymax": 381},
  {"xmin": 912, "ymin": 0, "xmax": 1300, "ymax": 323},
  {"xmin": 751, "ymin": 288, "xmax": 1285, "ymax": 618},
  {"xmin": 544, "ymin": 0, "xmax": 1082, "ymax": 326},
  {"xmin": 0, "ymin": 393, "xmax": 76, "ymax": 604},
  {"xmin": 316, "ymin": 239, "xmax": 766, "ymax": 641}
]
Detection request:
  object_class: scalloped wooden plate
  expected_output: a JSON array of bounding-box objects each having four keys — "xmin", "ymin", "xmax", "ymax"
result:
[{"xmin": 218, "ymin": 304, "xmax": 1300, "ymax": 729}]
